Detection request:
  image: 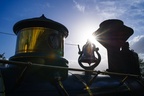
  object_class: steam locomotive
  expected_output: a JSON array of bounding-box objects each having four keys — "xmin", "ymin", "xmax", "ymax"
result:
[{"xmin": 0, "ymin": 15, "xmax": 144, "ymax": 96}]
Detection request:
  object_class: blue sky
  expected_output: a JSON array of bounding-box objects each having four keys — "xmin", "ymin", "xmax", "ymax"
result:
[{"xmin": 0, "ymin": 0, "xmax": 144, "ymax": 70}]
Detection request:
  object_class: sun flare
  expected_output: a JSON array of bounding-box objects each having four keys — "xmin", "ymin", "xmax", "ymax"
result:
[{"xmin": 87, "ymin": 34, "xmax": 96, "ymax": 44}]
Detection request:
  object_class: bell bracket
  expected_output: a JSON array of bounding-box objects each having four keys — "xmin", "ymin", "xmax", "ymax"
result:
[{"xmin": 78, "ymin": 43, "xmax": 101, "ymax": 70}]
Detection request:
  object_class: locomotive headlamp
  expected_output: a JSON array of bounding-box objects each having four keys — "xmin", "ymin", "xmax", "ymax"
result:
[
  {"xmin": 10, "ymin": 15, "xmax": 68, "ymax": 61},
  {"xmin": 15, "ymin": 27, "xmax": 64, "ymax": 58},
  {"xmin": 9, "ymin": 15, "xmax": 69, "ymax": 80}
]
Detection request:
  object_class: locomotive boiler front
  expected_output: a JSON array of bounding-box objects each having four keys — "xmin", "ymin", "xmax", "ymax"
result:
[{"xmin": 9, "ymin": 15, "xmax": 69, "ymax": 81}]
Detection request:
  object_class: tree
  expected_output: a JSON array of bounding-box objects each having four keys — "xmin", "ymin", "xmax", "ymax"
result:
[{"xmin": 139, "ymin": 58, "xmax": 144, "ymax": 76}]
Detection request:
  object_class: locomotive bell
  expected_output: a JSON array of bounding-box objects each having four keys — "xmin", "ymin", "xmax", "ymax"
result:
[
  {"xmin": 79, "ymin": 40, "xmax": 97, "ymax": 65},
  {"xmin": 9, "ymin": 15, "xmax": 69, "ymax": 80},
  {"xmin": 78, "ymin": 40, "xmax": 101, "ymax": 70}
]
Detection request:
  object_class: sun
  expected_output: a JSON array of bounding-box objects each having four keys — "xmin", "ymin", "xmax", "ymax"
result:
[
  {"xmin": 72, "ymin": 19, "xmax": 101, "ymax": 48},
  {"xmin": 87, "ymin": 34, "xmax": 96, "ymax": 44},
  {"xmin": 85, "ymin": 33, "xmax": 103, "ymax": 50},
  {"xmin": 82, "ymin": 32, "xmax": 98, "ymax": 45},
  {"xmin": 78, "ymin": 28, "xmax": 98, "ymax": 46}
]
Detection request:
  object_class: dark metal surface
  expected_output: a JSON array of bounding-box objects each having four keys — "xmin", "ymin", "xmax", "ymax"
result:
[
  {"xmin": 0, "ymin": 60, "xmax": 144, "ymax": 96},
  {"xmin": 13, "ymin": 15, "xmax": 68, "ymax": 37}
]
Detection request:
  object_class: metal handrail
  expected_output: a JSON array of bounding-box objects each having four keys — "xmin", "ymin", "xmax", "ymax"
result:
[{"xmin": 0, "ymin": 59, "xmax": 140, "ymax": 77}]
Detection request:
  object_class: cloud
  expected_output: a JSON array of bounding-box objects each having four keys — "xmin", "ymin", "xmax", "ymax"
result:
[
  {"xmin": 72, "ymin": 0, "xmax": 144, "ymax": 19},
  {"xmin": 73, "ymin": 0, "xmax": 85, "ymax": 13},
  {"xmin": 72, "ymin": 0, "xmax": 128, "ymax": 19},
  {"xmin": 130, "ymin": 35, "xmax": 144, "ymax": 54},
  {"xmin": 130, "ymin": 35, "xmax": 144, "ymax": 44}
]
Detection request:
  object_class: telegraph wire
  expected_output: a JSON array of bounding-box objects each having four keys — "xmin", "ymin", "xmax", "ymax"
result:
[
  {"xmin": 65, "ymin": 43, "xmax": 79, "ymax": 46},
  {"xmin": 0, "ymin": 31, "xmax": 80, "ymax": 46},
  {"xmin": 0, "ymin": 31, "xmax": 15, "ymax": 36}
]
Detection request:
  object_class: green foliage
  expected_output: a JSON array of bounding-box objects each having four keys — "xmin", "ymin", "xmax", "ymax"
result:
[
  {"xmin": 139, "ymin": 58, "xmax": 144, "ymax": 66},
  {"xmin": 139, "ymin": 58, "xmax": 144, "ymax": 76}
]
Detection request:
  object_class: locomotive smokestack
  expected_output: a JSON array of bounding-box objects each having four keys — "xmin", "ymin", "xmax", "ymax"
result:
[{"xmin": 93, "ymin": 19, "xmax": 138, "ymax": 74}]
